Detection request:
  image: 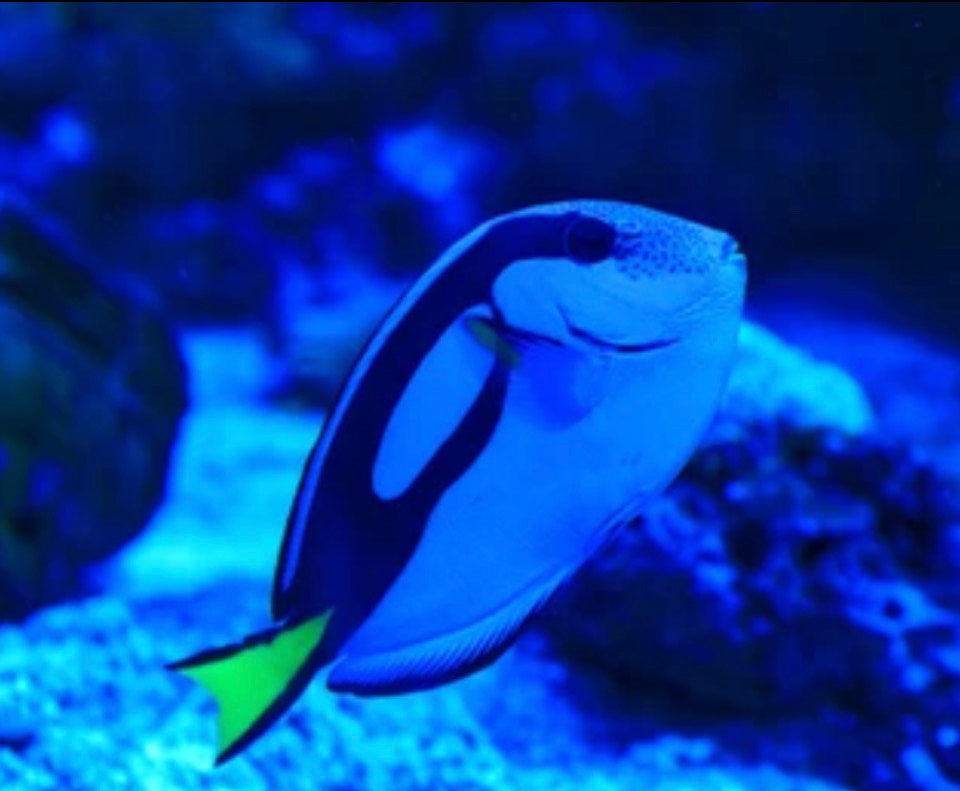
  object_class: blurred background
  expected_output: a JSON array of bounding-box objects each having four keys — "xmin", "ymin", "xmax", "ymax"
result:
[{"xmin": 1, "ymin": 2, "xmax": 958, "ymax": 338}]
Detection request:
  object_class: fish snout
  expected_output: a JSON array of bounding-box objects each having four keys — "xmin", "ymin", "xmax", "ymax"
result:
[{"xmin": 721, "ymin": 235, "xmax": 747, "ymax": 274}]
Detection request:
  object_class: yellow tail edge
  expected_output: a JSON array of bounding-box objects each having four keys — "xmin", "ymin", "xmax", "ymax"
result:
[{"xmin": 169, "ymin": 610, "xmax": 333, "ymax": 765}]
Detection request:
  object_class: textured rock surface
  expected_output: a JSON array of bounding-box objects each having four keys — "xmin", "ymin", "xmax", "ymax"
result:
[
  {"xmin": 754, "ymin": 305, "xmax": 960, "ymax": 474},
  {"xmin": 0, "ymin": 196, "xmax": 187, "ymax": 616},
  {"xmin": 720, "ymin": 323, "xmax": 873, "ymax": 434},
  {"xmin": 0, "ymin": 580, "xmax": 849, "ymax": 791},
  {"xmin": 14, "ymin": 317, "xmax": 957, "ymax": 791},
  {"xmin": 542, "ymin": 322, "xmax": 960, "ymax": 791}
]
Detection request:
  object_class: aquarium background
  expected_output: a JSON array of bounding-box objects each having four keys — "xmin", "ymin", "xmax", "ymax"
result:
[{"xmin": 0, "ymin": 3, "xmax": 959, "ymax": 790}]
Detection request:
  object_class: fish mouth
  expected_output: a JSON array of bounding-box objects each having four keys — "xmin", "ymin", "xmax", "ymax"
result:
[{"xmin": 722, "ymin": 237, "xmax": 747, "ymax": 272}]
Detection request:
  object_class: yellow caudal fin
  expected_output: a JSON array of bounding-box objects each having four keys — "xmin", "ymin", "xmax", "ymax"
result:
[{"xmin": 169, "ymin": 610, "xmax": 332, "ymax": 765}]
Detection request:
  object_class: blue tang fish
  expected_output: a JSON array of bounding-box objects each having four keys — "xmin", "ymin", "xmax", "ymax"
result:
[{"xmin": 172, "ymin": 200, "xmax": 747, "ymax": 763}]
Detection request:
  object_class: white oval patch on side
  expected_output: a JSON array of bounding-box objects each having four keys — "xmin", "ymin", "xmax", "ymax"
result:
[{"xmin": 373, "ymin": 305, "xmax": 497, "ymax": 501}]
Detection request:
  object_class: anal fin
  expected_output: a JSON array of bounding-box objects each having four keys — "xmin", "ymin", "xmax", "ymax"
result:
[{"xmin": 327, "ymin": 566, "xmax": 571, "ymax": 696}]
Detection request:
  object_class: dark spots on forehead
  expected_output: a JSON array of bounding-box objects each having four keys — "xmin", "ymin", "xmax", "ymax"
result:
[
  {"xmin": 478, "ymin": 206, "xmax": 722, "ymax": 283},
  {"xmin": 614, "ymin": 219, "xmax": 716, "ymax": 280}
]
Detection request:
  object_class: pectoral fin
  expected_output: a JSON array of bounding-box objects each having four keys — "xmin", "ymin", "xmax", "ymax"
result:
[{"xmin": 464, "ymin": 314, "xmax": 521, "ymax": 368}]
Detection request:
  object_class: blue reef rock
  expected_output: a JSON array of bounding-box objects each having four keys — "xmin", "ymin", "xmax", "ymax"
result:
[
  {"xmin": 5, "ymin": 584, "xmax": 515, "ymax": 790},
  {"xmin": 0, "ymin": 195, "xmax": 187, "ymax": 617},
  {"xmin": 0, "ymin": 580, "xmax": 850, "ymax": 791},
  {"xmin": 542, "ymin": 322, "xmax": 960, "ymax": 791},
  {"xmin": 12, "ymin": 318, "xmax": 949, "ymax": 790}
]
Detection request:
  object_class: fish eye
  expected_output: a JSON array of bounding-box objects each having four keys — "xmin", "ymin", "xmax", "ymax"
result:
[{"xmin": 564, "ymin": 217, "xmax": 615, "ymax": 264}]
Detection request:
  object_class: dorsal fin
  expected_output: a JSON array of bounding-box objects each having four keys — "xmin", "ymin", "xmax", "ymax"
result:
[{"xmin": 271, "ymin": 212, "xmax": 576, "ymax": 624}]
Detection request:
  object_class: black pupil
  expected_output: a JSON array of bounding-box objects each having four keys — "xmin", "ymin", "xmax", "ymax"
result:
[{"xmin": 564, "ymin": 217, "xmax": 615, "ymax": 264}]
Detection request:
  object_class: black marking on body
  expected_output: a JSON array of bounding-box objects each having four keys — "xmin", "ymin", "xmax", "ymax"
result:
[{"xmin": 271, "ymin": 212, "xmax": 579, "ymax": 666}]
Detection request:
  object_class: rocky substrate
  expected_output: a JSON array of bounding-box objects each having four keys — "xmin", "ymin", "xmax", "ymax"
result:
[{"xmin": 4, "ymin": 318, "xmax": 958, "ymax": 790}]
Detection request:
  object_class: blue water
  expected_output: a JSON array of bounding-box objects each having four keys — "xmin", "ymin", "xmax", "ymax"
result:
[{"xmin": 0, "ymin": 4, "xmax": 958, "ymax": 790}]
